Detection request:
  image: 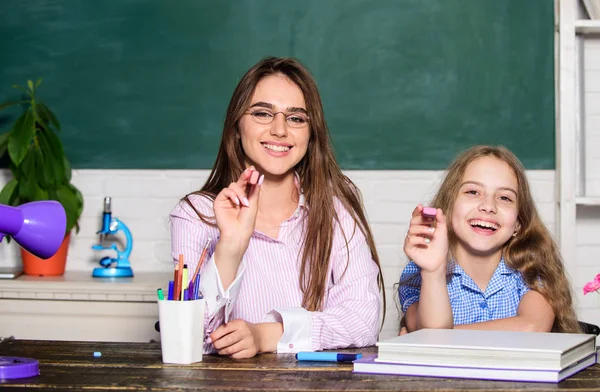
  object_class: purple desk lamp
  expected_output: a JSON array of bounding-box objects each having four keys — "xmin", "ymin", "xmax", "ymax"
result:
[
  {"xmin": 0, "ymin": 200, "xmax": 66, "ymax": 380},
  {"xmin": 0, "ymin": 200, "xmax": 66, "ymax": 259}
]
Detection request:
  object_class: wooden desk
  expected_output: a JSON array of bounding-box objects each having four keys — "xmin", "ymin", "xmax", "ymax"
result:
[{"xmin": 1, "ymin": 339, "xmax": 599, "ymax": 391}]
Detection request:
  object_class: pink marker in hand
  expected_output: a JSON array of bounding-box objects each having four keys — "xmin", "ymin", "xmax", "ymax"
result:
[{"xmin": 422, "ymin": 207, "xmax": 437, "ymax": 219}]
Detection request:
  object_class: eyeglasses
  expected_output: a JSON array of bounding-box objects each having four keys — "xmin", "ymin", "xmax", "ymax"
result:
[{"xmin": 246, "ymin": 109, "xmax": 309, "ymax": 128}]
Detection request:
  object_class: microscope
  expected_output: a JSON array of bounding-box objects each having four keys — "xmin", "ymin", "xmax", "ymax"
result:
[{"xmin": 92, "ymin": 197, "xmax": 134, "ymax": 278}]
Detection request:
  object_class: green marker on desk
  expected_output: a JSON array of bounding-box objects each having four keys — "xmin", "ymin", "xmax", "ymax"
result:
[{"xmin": 157, "ymin": 288, "xmax": 165, "ymax": 300}]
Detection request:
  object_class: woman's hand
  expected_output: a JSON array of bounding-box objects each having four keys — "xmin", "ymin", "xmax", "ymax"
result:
[
  {"xmin": 403, "ymin": 204, "xmax": 449, "ymax": 274},
  {"xmin": 210, "ymin": 320, "xmax": 283, "ymax": 359},
  {"xmin": 214, "ymin": 166, "xmax": 263, "ymax": 262}
]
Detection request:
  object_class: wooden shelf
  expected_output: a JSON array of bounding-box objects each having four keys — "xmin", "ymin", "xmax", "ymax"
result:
[
  {"xmin": 576, "ymin": 197, "xmax": 600, "ymax": 206},
  {"xmin": 575, "ymin": 20, "xmax": 600, "ymax": 33},
  {"xmin": 0, "ymin": 271, "xmax": 169, "ymax": 301}
]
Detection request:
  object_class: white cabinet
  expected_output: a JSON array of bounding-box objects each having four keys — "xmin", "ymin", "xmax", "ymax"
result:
[{"xmin": 0, "ymin": 272, "xmax": 168, "ymax": 342}]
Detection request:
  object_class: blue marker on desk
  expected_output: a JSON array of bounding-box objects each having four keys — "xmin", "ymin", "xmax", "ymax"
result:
[{"xmin": 295, "ymin": 352, "xmax": 362, "ymax": 362}]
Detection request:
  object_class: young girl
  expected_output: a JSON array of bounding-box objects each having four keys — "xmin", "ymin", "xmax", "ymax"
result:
[
  {"xmin": 170, "ymin": 57, "xmax": 385, "ymax": 359},
  {"xmin": 398, "ymin": 145, "xmax": 580, "ymax": 334}
]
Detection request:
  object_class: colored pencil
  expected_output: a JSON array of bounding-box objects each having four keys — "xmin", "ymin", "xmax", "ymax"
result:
[
  {"xmin": 191, "ymin": 238, "xmax": 211, "ymax": 285},
  {"xmin": 175, "ymin": 254, "xmax": 184, "ymax": 300}
]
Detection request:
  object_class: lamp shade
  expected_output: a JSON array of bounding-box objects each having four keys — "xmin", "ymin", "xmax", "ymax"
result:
[{"xmin": 0, "ymin": 201, "xmax": 67, "ymax": 259}]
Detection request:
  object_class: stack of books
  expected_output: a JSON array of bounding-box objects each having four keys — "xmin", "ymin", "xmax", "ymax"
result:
[{"xmin": 354, "ymin": 329, "xmax": 597, "ymax": 383}]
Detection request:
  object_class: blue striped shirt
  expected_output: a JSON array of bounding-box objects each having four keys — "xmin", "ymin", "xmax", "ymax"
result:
[{"xmin": 398, "ymin": 259, "xmax": 530, "ymax": 325}]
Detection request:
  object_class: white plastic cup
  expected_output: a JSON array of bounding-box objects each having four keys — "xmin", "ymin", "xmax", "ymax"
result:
[{"xmin": 157, "ymin": 299, "xmax": 205, "ymax": 364}]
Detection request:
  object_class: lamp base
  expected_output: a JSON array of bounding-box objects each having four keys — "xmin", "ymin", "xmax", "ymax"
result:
[
  {"xmin": 92, "ymin": 267, "xmax": 133, "ymax": 278},
  {"xmin": 0, "ymin": 356, "xmax": 39, "ymax": 379}
]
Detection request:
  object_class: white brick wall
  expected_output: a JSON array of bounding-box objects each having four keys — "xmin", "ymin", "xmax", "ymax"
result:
[{"xmin": 1, "ymin": 168, "xmax": 567, "ymax": 339}]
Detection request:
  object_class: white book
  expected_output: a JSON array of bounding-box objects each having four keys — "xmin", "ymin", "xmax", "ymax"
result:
[
  {"xmin": 354, "ymin": 353, "xmax": 597, "ymax": 383},
  {"xmin": 376, "ymin": 329, "xmax": 596, "ymax": 371},
  {"xmin": 583, "ymin": 0, "xmax": 600, "ymax": 19}
]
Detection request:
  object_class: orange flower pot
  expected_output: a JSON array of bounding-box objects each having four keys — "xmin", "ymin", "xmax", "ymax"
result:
[{"xmin": 21, "ymin": 233, "xmax": 71, "ymax": 276}]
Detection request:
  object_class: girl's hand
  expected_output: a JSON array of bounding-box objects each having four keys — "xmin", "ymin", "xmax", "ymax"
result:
[
  {"xmin": 213, "ymin": 167, "xmax": 263, "ymax": 260},
  {"xmin": 403, "ymin": 204, "xmax": 449, "ymax": 274}
]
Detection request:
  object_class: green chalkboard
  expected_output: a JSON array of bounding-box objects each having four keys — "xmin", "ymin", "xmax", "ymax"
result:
[{"xmin": 0, "ymin": 0, "xmax": 555, "ymax": 169}]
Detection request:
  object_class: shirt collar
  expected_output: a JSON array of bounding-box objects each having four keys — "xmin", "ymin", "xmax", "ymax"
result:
[
  {"xmin": 452, "ymin": 257, "xmax": 513, "ymax": 276},
  {"xmin": 495, "ymin": 258, "xmax": 514, "ymax": 275},
  {"xmin": 452, "ymin": 257, "xmax": 517, "ymax": 297}
]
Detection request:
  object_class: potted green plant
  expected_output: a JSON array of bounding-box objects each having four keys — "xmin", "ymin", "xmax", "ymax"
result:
[{"xmin": 0, "ymin": 79, "xmax": 83, "ymax": 275}]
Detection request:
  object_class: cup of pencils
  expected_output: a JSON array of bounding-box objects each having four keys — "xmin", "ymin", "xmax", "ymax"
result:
[
  {"xmin": 157, "ymin": 298, "xmax": 205, "ymax": 364},
  {"xmin": 157, "ymin": 249, "xmax": 208, "ymax": 364}
]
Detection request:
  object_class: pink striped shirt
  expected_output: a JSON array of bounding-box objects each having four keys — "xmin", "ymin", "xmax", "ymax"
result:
[{"xmin": 170, "ymin": 192, "xmax": 381, "ymax": 353}]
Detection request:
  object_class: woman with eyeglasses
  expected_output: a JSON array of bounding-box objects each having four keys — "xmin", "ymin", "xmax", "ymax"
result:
[{"xmin": 170, "ymin": 57, "xmax": 384, "ymax": 359}]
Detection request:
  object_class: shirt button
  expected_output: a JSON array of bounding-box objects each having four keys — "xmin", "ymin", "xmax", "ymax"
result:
[
  {"xmin": 479, "ymin": 302, "xmax": 487, "ymax": 309},
  {"xmin": 216, "ymin": 295, "xmax": 221, "ymax": 301},
  {"xmin": 289, "ymin": 343, "xmax": 294, "ymax": 349}
]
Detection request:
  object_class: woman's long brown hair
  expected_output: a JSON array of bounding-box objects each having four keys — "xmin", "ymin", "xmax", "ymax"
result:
[
  {"xmin": 425, "ymin": 145, "xmax": 579, "ymax": 333},
  {"xmin": 184, "ymin": 57, "xmax": 385, "ymax": 318}
]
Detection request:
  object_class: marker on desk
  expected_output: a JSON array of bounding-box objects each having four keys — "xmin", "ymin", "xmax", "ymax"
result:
[
  {"xmin": 295, "ymin": 352, "xmax": 362, "ymax": 362},
  {"xmin": 421, "ymin": 207, "xmax": 437, "ymax": 219}
]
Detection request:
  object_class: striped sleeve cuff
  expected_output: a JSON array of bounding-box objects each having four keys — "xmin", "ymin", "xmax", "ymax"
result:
[{"xmin": 201, "ymin": 254, "xmax": 246, "ymax": 323}]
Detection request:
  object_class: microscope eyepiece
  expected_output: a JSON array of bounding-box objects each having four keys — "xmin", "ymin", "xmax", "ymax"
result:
[{"xmin": 103, "ymin": 197, "xmax": 112, "ymax": 214}]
